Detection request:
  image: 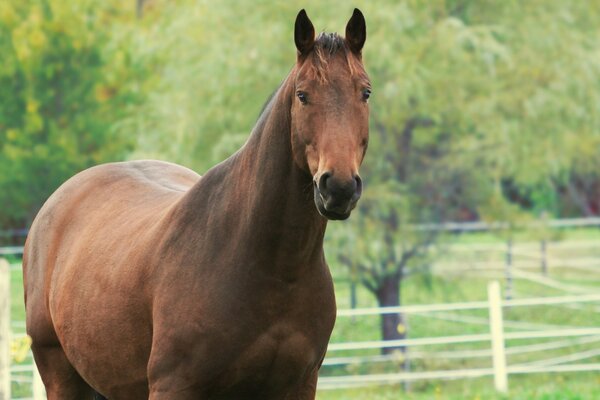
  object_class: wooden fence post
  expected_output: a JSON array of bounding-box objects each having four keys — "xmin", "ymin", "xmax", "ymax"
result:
[
  {"xmin": 0, "ymin": 258, "xmax": 10, "ymax": 400},
  {"xmin": 488, "ymin": 281, "xmax": 508, "ymax": 393}
]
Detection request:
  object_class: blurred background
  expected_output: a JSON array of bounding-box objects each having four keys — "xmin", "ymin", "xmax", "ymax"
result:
[{"xmin": 1, "ymin": 0, "xmax": 599, "ymax": 399}]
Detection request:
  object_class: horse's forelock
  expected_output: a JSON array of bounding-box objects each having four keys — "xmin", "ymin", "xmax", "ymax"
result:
[{"xmin": 304, "ymin": 32, "xmax": 367, "ymax": 83}]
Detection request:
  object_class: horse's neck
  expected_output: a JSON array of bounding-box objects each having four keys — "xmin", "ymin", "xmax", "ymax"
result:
[
  {"xmin": 173, "ymin": 80, "xmax": 327, "ymax": 277},
  {"xmin": 248, "ymin": 92, "xmax": 326, "ymax": 257}
]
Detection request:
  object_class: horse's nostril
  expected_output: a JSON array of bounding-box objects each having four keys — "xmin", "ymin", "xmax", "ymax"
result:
[
  {"xmin": 354, "ymin": 175, "xmax": 363, "ymax": 196},
  {"xmin": 318, "ymin": 172, "xmax": 332, "ymax": 195}
]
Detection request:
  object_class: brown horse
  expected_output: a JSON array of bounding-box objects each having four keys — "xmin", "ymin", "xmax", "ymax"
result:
[{"xmin": 23, "ymin": 8, "xmax": 370, "ymax": 400}]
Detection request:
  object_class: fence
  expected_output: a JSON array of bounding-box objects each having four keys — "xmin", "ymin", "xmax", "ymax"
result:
[
  {"xmin": 318, "ymin": 287, "xmax": 600, "ymax": 391},
  {"xmin": 0, "ymin": 260, "xmax": 45, "ymax": 400}
]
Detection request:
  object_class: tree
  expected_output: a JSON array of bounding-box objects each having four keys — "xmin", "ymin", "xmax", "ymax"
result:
[{"xmin": 0, "ymin": 0, "xmax": 144, "ymax": 228}]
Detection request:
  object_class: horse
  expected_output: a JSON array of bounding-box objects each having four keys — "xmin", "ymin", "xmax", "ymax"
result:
[{"xmin": 23, "ymin": 8, "xmax": 370, "ymax": 399}]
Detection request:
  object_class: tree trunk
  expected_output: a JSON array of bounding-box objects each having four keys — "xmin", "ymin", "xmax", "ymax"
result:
[{"xmin": 376, "ymin": 275, "xmax": 406, "ymax": 356}]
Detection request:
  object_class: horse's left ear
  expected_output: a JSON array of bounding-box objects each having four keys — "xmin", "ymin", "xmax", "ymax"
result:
[{"xmin": 345, "ymin": 8, "xmax": 366, "ymax": 55}]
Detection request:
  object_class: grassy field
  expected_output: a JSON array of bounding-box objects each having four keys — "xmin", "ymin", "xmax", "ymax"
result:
[
  {"xmin": 317, "ymin": 372, "xmax": 600, "ymax": 399},
  {"xmin": 5, "ymin": 228, "xmax": 600, "ymax": 398}
]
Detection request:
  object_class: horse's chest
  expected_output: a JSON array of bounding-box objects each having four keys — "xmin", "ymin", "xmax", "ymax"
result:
[
  {"xmin": 148, "ymin": 268, "xmax": 336, "ymax": 397},
  {"xmin": 209, "ymin": 277, "xmax": 335, "ymax": 395},
  {"xmin": 216, "ymin": 324, "xmax": 322, "ymax": 395}
]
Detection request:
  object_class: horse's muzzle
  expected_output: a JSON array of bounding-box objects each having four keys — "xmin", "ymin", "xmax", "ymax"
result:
[{"xmin": 313, "ymin": 172, "xmax": 362, "ymax": 220}]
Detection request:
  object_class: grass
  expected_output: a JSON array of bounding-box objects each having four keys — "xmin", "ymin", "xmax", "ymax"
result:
[
  {"xmin": 317, "ymin": 372, "xmax": 600, "ymax": 399},
  {"xmin": 5, "ymin": 229, "xmax": 600, "ymax": 398},
  {"xmin": 10, "ymin": 265, "xmax": 25, "ymax": 330}
]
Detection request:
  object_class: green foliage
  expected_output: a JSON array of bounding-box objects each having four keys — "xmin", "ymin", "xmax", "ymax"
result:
[
  {"xmin": 0, "ymin": 0, "xmax": 142, "ymax": 227},
  {"xmin": 325, "ymin": 0, "xmax": 600, "ymax": 303},
  {"xmin": 359, "ymin": 0, "xmax": 600, "ymax": 220},
  {"xmin": 3, "ymin": 1, "xmax": 598, "ymax": 229}
]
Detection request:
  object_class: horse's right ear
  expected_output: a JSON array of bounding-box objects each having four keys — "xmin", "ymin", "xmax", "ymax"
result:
[
  {"xmin": 295, "ymin": 9, "xmax": 315, "ymax": 57},
  {"xmin": 346, "ymin": 8, "xmax": 366, "ymax": 55}
]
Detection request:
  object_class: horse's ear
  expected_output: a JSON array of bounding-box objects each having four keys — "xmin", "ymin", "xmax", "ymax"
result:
[
  {"xmin": 295, "ymin": 9, "xmax": 315, "ymax": 57},
  {"xmin": 345, "ymin": 8, "xmax": 366, "ymax": 55}
]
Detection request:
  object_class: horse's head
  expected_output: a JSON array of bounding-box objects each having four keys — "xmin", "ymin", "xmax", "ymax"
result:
[{"xmin": 290, "ymin": 9, "xmax": 370, "ymax": 221}]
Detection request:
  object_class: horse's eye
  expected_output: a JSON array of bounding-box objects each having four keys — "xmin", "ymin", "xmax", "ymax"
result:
[
  {"xmin": 362, "ymin": 88, "xmax": 371, "ymax": 102},
  {"xmin": 297, "ymin": 91, "xmax": 308, "ymax": 105}
]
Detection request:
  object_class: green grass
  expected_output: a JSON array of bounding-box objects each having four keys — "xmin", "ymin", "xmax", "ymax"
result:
[
  {"xmin": 10, "ymin": 265, "xmax": 25, "ymax": 328},
  {"xmin": 317, "ymin": 372, "xmax": 600, "ymax": 399},
  {"xmin": 9, "ymin": 264, "xmax": 31, "ymax": 398}
]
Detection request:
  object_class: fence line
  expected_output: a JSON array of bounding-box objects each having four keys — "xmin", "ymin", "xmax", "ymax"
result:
[
  {"xmin": 318, "ymin": 364, "xmax": 600, "ymax": 389},
  {"xmin": 0, "ymin": 248, "xmax": 24, "ymax": 256},
  {"xmin": 323, "ymin": 335, "xmax": 600, "ymax": 366},
  {"xmin": 337, "ymin": 293, "xmax": 600, "ymax": 317},
  {"xmin": 322, "ymin": 286, "xmax": 600, "ymax": 391},
  {"xmin": 447, "ymin": 239, "xmax": 600, "ymax": 251},
  {"xmin": 413, "ymin": 217, "xmax": 600, "ymax": 232},
  {"xmin": 432, "ymin": 259, "xmax": 600, "ymax": 272},
  {"xmin": 509, "ymin": 268, "xmax": 595, "ymax": 294},
  {"xmin": 328, "ymin": 327, "xmax": 600, "ymax": 352},
  {"xmin": 518, "ymin": 348, "xmax": 600, "ymax": 368}
]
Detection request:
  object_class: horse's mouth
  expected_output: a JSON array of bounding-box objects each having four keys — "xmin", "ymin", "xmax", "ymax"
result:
[{"xmin": 314, "ymin": 191, "xmax": 355, "ymax": 221}]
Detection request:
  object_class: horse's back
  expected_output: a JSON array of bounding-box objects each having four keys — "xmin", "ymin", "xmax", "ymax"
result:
[
  {"xmin": 23, "ymin": 160, "xmax": 200, "ymax": 397},
  {"xmin": 25, "ymin": 159, "xmax": 199, "ymax": 274}
]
